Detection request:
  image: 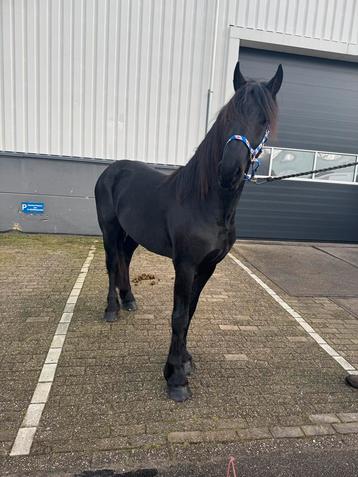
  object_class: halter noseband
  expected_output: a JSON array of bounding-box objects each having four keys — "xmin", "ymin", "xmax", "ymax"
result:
[{"xmin": 225, "ymin": 128, "xmax": 270, "ymax": 181}]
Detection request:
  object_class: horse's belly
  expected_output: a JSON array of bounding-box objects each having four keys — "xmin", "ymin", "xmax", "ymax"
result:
[{"xmin": 118, "ymin": 210, "xmax": 172, "ymax": 259}]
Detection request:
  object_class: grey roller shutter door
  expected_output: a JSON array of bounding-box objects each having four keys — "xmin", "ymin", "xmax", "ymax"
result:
[
  {"xmin": 239, "ymin": 48, "xmax": 358, "ymax": 154},
  {"xmin": 235, "ymin": 48, "xmax": 358, "ymax": 242}
]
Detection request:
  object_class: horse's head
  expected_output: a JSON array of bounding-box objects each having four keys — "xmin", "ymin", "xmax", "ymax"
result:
[{"xmin": 219, "ymin": 62, "xmax": 283, "ymax": 189}]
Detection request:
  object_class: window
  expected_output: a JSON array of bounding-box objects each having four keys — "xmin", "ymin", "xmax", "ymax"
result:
[
  {"xmin": 315, "ymin": 153, "xmax": 356, "ymax": 182},
  {"xmin": 257, "ymin": 147, "xmax": 271, "ymax": 176},
  {"xmin": 255, "ymin": 147, "xmax": 357, "ymax": 184},
  {"xmin": 271, "ymin": 149, "xmax": 315, "ymax": 179}
]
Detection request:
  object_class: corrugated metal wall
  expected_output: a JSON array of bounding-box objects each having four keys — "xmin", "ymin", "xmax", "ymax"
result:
[
  {"xmin": 1, "ymin": 0, "xmax": 358, "ymax": 165},
  {"xmin": 0, "ymin": 0, "xmax": 215, "ymax": 164},
  {"xmin": 232, "ymin": 0, "xmax": 357, "ymax": 42}
]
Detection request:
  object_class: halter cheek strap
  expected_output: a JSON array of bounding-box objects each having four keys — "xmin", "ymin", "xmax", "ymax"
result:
[{"xmin": 225, "ymin": 128, "xmax": 270, "ymax": 182}]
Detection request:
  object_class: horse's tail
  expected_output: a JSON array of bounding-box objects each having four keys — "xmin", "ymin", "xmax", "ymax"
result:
[{"xmin": 94, "ymin": 167, "xmax": 118, "ymax": 232}]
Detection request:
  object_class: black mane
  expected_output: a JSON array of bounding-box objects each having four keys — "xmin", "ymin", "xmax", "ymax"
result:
[{"xmin": 166, "ymin": 81, "xmax": 278, "ymax": 201}]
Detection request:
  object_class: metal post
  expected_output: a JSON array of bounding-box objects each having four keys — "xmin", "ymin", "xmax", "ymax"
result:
[
  {"xmin": 205, "ymin": 89, "xmax": 213, "ymax": 134},
  {"xmin": 205, "ymin": 0, "xmax": 220, "ymax": 134}
]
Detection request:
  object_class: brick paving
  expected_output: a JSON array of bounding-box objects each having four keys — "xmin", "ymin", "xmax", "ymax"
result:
[
  {"xmin": 0, "ymin": 234, "xmax": 93, "ymax": 462},
  {"xmin": 232, "ymin": 243, "xmax": 358, "ymax": 387},
  {"xmin": 1, "ymin": 233, "xmax": 358, "ymax": 475}
]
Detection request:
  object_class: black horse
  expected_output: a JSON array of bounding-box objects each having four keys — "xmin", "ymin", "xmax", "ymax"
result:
[{"xmin": 95, "ymin": 62, "xmax": 283, "ymax": 401}]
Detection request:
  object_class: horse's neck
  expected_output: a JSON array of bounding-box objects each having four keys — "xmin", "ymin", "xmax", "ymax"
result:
[
  {"xmin": 211, "ymin": 181, "xmax": 244, "ymax": 227},
  {"xmin": 176, "ymin": 119, "xmax": 245, "ymax": 223}
]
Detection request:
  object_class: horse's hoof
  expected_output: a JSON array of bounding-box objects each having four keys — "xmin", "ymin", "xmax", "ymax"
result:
[
  {"xmin": 103, "ymin": 310, "xmax": 118, "ymax": 322},
  {"xmin": 167, "ymin": 385, "xmax": 192, "ymax": 402},
  {"xmin": 183, "ymin": 359, "xmax": 195, "ymax": 376},
  {"xmin": 122, "ymin": 300, "xmax": 137, "ymax": 312},
  {"xmin": 346, "ymin": 375, "xmax": 358, "ymax": 388}
]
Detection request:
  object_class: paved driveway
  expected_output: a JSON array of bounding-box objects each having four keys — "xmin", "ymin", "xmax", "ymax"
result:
[{"xmin": 1, "ymin": 234, "xmax": 358, "ymax": 476}]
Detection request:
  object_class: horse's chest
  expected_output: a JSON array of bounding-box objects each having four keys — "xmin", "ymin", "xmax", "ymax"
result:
[
  {"xmin": 217, "ymin": 226, "xmax": 235, "ymax": 249},
  {"xmin": 206, "ymin": 230, "xmax": 235, "ymax": 264}
]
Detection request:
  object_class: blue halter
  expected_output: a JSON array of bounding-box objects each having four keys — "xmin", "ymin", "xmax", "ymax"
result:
[{"xmin": 225, "ymin": 128, "xmax": 270, "ymax": 181}]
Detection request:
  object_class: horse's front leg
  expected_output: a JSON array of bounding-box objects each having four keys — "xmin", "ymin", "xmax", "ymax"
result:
[
  {"xmin": 183, "ymin": 263, "xmax": 216, "ymax": 376},
  {"xmin": 164, "ymin": 261, "xmax": 195, "ymax": 402}
]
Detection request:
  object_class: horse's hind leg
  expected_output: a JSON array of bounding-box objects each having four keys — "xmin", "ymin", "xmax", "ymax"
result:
[
  {"xmin": 102, "ymin": 220, "xmax": 124, "ymax": 322},
  {"xmin": 117, "ymin": 235, "xmax": 138, "ymax": 311}
]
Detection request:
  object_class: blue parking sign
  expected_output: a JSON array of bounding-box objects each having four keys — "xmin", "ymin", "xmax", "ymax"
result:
[{"xmin": 21, "ymin": 202, "xmax": 45, "ymax": 214}]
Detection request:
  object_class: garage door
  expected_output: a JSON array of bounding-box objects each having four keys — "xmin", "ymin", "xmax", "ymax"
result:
[
  {"xmin": 235, "ymin": 47, "xmax": 358, "ymax": 243},
  {"xmin": 238, "ymin": 47, "xmax": 358, "ymax": 154}
]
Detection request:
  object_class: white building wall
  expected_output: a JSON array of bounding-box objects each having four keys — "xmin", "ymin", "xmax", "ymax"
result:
[{"xmin": 0, "ymin": 0, "xmax": 357, "ymax": 165}]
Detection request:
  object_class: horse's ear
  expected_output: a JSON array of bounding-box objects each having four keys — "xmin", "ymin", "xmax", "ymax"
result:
[
  {"xmin": 265, "ymin": 64, "xmax": 283, "ymax": 98},
  {"xmin": 233, "ymin": 62, "xmax": 246, "ymax": 91}
]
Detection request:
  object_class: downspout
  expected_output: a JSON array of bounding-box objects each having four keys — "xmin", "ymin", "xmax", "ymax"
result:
[{"xmin": 205, "ymin": 0, "xmax": 220, "ymax": 134}]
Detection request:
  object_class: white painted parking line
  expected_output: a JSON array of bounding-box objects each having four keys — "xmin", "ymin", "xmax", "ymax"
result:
[
  {"xmin": 31, "ymin": 383, "xmax": 52, "ymax": 404},
  {"xmin": 50, "ymin": 335, "xmax": 65, "ymax": 348},
  {"xmin": 228, "ymin": 252, "xmax": 357, "ymax": 375},
  {"xmin": 38, "ymin": 363, "xmax": 57, "ymax": 383},
  {"xmin": 10, "ymin": 428, "xmax": 37, "ymax": 456},
  {"xmin": 10, "ymin": 245, "xmax": 96, "ymax": 457}
]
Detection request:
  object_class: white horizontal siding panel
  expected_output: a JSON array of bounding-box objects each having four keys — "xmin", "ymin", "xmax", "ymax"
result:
[
  {"xmin": 230, "ymin": 0, "xmax": 358, "ymax": 43},
  {"xmin": 341, "ymin": 0, "xmax": 353, "ymax": 44},
  {"xmin": 156, "ymin": 0, "xmax": 175, "ymax": 165},
  {"xmin": 295, "ymin": 0, "xmax": 308, "ymax": 37},
  {"xmin": 82, "ymin": 0, "xmax": 96, "ymax": 158},
  {"xmin": 62, "ymin": 0, "xmax": 73, "ymax": 155},
  {"xmin": 255, "ymin": 0, "xmax": 268, "ymax": 31},
  {"xmin": 192, "ymin": 2, "xmax": 214, "ymax": 152},
  {"xmin": 135, "ymin": 0, "xmax": 151, "ymax": 163},
  {"xmin": 246, "ymin": 0, "xmax": 258, "ymax": 30},
  {"xmin": 313, "ymin": 0, "xmax": 325, "ymax": 39},
  {"xmin": 166, "ymin": 0, "xmax": 186, "ymax": 165},
  {"xmin": 93, "ymin": 0, "xmax": 109, "ymax": 158},
  {"xmin": 115, "ymin": 0, "xmax": 129, "ymax": 161},
  {"xmin": 276, "ymin": 0, "xmax": 288, "ymax": 34},
  {"xmin": 184, "ymin": 0, "xmax": 202, "ymax": 161},
  {"xmin": 50, "ymin": 0, "xmax": 62, "ymax": 155},
  {"xmin": 265, "ymin": 0, "xmax": 279, "ymax": 33},
  {"xmin": 0, "ymin": 1, "xmax": 4, "ymax": 150},
  {"xmin": 104, "ymin": 0, "xmax": 119, "ymax": 160},
  {"xmin": 323, "ymin": 0, "xmax": 336, "ymax": 41},
  {"xmin": 72, "ymin": 0, "xmax": 85, "ymax": 157},
  {"xmin": 185, "ymin": 0, "xmax": 205, "ymax": 161},
  {"xmin": 2, "ymin": 0, "xmax": 16, "ymax": 151},
  {"xmin": 13, "ymin": 0, "xmax": 26, "ymax": 152},
  {"xmin": 285, "ymin": 0, "xmax": 298, "ymax": 36},
  {"xmin": 26, "ymin": 0, "xmax": 40, "ymax": 153},
  {"xmin": 235, "ymin": 0, "xmax": 248, "ymax": 29},
  {"xmin": 303, "ymin": 0, "xmax": 316, "ymax": 38},
  {"xmin": 125, "ymin": 0, "xmax": 141, "ymax": 161},
  {"xmin": 146, "ymin": 0, "xmax": 163, "ymax": 163},
  {"xmin": 162, "ymin": 1, "xmax": 178, "ymax": 164},
  {"xmin": 38, "ymin": 0, "xmax": 50, "ymax": 153},
  {"xmin": 176, "ymin": 0, "xmax": 197, "ymax": 164},
  {"xmin": 331, "ymin": 0, "xmax": 344, "ymax": 42},
  {"xmin": 209, "ymin": 0, "xmax": 231, "ymax": 120},
  {"xmin": 349, "ymin": 0, "xmax": 358, "ymax": 45},
  {"xmin": 0, "ymin": 0, "xmax": 357, "ymax": 164}
]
